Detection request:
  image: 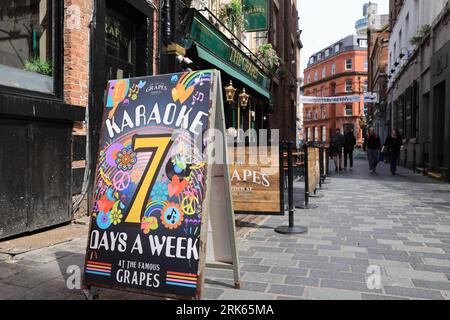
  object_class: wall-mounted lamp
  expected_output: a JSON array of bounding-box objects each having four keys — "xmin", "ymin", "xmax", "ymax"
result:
[
  {"xmin": 224, "ymin": 80, "xmax": 237, "ymax": 105},
  {"xmin": 239, "ymin": 88, "xmax": 250, "ymax": 109}
]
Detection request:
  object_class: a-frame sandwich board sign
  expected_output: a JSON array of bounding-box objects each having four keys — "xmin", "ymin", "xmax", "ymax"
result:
[{"xmin": 83, "ymin": 70, "xmax": 239, "ymax": 300}]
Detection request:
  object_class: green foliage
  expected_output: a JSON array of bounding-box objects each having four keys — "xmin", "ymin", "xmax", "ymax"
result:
[
  {"xmin": 410, "ymin": 25, "xmax": 431, "ymax": 46},
  {"xmin": 256, "ymin": 44, "xmax": 281, "ymax": 74},
  {"xmin": 24, "ymin": 56, "xmax": 53, "ymax": 76},
  {"xmin": 218, "ymin": 0, "xmax": 245, "ymax": 34}
]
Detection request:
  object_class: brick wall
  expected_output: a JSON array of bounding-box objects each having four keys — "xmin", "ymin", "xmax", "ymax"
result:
[{"xmin": 64, "ymin": 0, "xmax": 93, "ymax": 108}]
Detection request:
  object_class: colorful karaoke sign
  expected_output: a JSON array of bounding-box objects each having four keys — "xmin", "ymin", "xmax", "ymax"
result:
[{"xmin": 84, "ymin": 71, "xmax": 215, "ymax": 299}]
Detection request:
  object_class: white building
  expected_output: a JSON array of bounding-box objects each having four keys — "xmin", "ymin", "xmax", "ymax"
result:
[{"xmin": 387, "ymin": 0, "xmax": 450, "ymax": 181}]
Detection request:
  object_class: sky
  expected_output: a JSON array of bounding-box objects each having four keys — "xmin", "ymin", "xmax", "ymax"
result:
[{"xmin": 298, "ymin": 0, "xmax": 389, "ymax": 73}]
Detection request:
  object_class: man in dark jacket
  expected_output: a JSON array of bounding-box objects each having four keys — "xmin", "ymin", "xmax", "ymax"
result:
[
  {"xmin": 363, "ymin": 127, "xmax": 382, "ymax": 174},
  {"xmin": 344, "ymin": 129, "xmax": 357, "ymax": 171},
  {"xmin": 384, "ymin": 129, "xmax": 403, "ymax": 175}
]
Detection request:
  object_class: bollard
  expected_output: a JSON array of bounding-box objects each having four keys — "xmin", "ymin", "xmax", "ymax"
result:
[{"xmin": 275, "ymin": 141, "xmax": 308, "ymax": 235}]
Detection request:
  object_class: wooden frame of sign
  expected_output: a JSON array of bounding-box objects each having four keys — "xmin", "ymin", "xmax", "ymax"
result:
[{"xmin": 83, "ymin": 70, "xmax": 239, "ymax": 300}]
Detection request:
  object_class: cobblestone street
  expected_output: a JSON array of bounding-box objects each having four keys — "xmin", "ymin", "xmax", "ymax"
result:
[{"xmin": 1, "ymin": 159, "xmax": 450, "ymax": 300}]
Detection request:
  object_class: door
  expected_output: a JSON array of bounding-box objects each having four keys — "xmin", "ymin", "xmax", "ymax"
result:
[
  {"xmin": 0, "ymin": 118, "xmax": 72, "ymax": 239},
  {"xmin": 0, "ymin": 119, "xmax": 28, "ymax": 239}
]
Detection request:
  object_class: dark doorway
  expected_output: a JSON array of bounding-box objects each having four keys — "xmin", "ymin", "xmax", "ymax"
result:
[
  {"xmin": 433, "ymin": 81, "xmax": 446, "ymax": 171},
  {"xmin": 88, "ymin": 0, "xmax": 154, "ymax": 209}
]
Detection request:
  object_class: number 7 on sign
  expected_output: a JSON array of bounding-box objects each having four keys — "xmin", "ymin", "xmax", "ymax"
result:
[{"xmin": 125, "ymin": 135, "xmax": 173, "ymax": 223}]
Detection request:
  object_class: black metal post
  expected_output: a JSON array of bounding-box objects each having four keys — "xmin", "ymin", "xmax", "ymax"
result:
[{"xmin": 275, "ymin": 141, "xmax": 308, "ymax": 235}]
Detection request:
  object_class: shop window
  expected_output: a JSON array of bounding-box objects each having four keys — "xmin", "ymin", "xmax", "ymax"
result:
[
  {"xmin": 405, "ymin": 87, "xmax": 412, "ymax": 139},
  {"xmin": 0, "ymin": 0, "xmax": 59, "ymax": 94},
  {"xmin": 397, "ymin": 96, "xmax": 405, "ymax": 137}
]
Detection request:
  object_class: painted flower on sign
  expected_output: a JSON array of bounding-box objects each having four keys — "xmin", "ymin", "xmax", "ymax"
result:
[
  {"xmin": 116, "ymin": 148, "xmax": 137, "ymax": 171},
  {"xmin": 110, "ymin": 209, "xmax": 123, "ymax": 225}
]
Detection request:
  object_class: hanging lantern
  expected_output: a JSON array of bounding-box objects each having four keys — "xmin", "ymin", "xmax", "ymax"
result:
[
  {"xmin": 239, "ymin": 88, "xmax": 250, "ymax": 108},
  {"xmin": 224, "ymin": 80, "xmax": 237, "ymax": 104}
]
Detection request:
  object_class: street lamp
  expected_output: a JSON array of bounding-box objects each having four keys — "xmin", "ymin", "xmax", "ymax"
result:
[
  {"xmin": 224, "ymin": 80, "xmax": 237, "ymax": 130},
  {"xmin": 237, "ymin": 88, "xmax": 250, "ymax": 140}
]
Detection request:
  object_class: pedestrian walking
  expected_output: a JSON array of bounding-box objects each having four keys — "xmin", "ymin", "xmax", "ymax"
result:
[
  {"xmin": 384, "ymin": 129, "xmax": 403, "ymax": 175},
  {"xmin": 344, "ymin": 129, "xmax": 357, "ymax": 171},
  {"xmin": 330, "ymin": 129, "xmax": 345, "ymax": 172},
  {"xmin": 363, "ymin": 127, "xmax": 382, "ymax": 174}
]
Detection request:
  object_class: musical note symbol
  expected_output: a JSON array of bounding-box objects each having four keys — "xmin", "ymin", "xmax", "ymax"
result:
[{"xmin": 167, "ymin": 208, "xmax": 177, "ymax": 224}]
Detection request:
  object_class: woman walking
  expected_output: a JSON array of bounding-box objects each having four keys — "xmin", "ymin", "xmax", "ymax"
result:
[{"xmin": 384, "ymin": 129, "xmax": 403, "ymax": 175}]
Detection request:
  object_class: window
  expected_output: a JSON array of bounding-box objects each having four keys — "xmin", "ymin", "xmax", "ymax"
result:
[
  {"xmin": 345, "ymin": 105, "xmax": 353, "ymax": 116},
  {"xmin": 317, "ymin": 53, "xmax": 322, "ymax": 61},
  {"xmin": 307, "ymin": 74, "xmax": 311, "ymax": 84},
  {"xmin": 322, "ymin": 108, "xmax": 327, "ymax": 119},
  {"xmin": 345, "ymin": 58, "xmax": 353, "ymax": 70},
  {"xmin": 345, "ymin": 80, "xmax": 353, "ymax": 92},
  {"xmin": 309, "ymin": 57, "xmax": 315, "ymax": 65},
  {"xmin": 314, "ymin": 110, "xmax": 318, "ymax": 120},
  {"xmin": 307, "ymin": 127, "xmax": 312, "ymax": 141},
  {"xmin": 331, "ymin": 64, "xmax": 336, "ymax": 76},
  {"xmin": 325, "ymin": 49, "xmax": 330, "ymax": 57},
  {"xmin": 0, "ymin": 0, "xmax": 57, "ymax": 94},
  {"xmin": 322, "ymin": 67, "xmax": 326, "ymax": 79},
  {"xmin": 364, "ymin": 80, "xmax": 368, "ymax": 92},
  {"xmin": 314, "ymin": 71, "xmax": 318, "ymax": 81},
  {"xmin": 364, "ymin": 58, "xmax": 368, "ymax": 70},
  {"xmin": 359, "ymin": 39, "xmax": 368, "ymax": 48},
  {"xmin": 314, "ymin": 127, "xmax": 319, "ymax": 142},
  {"xmin": 322, "ymin": 126, "xmax": 327, "ymax": 142},
  {"xmin": 335, "ymin": 44, "xmax": 340, "ymax": 53}
]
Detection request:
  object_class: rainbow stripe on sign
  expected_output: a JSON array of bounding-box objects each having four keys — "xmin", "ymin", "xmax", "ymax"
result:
[
  {"xmin": 86, "ymin": 261, "xmax": 112, "ymax": 277},
  {"xmin": 166, "ymin": 271, "xmax": 198, "ymax": 289}
]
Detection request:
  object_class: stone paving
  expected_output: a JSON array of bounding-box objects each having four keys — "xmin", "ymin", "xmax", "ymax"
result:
[{"xmin": 1, "ymin": 159, "xmax": 450, "ymax": 300}]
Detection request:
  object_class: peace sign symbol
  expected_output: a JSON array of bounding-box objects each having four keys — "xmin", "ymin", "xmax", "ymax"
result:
[
  {"xmin": 181, "ymin": 195, "xmax": 199, "ymax": 216},
  {"xmin": 113, "ymin": 171, "xmax": 131, "ymax": 191}
]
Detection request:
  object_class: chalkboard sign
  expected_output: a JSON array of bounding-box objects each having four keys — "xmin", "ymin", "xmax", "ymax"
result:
[{"xmin": 83, "ymin": 70, "xmax": 236, "ymax": 300}]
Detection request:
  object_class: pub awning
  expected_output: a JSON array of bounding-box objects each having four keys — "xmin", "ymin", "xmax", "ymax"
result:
[
  {"xmin": 195, "ymin": 45, "xmax": 271, "ymax": 99},
  {"xmin": 181, "ymin": 9, "xmax": 272, "ymax": 100}
]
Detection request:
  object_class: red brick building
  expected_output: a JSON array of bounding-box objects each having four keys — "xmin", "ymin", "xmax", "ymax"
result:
[{"xmin": 302, "ymin": 35, "xmax": 369, "ymax": 145}]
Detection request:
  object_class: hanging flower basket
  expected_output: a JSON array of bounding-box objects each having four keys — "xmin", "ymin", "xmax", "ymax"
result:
[
  {"xmin": 218, "ymin": 0, "xmax": 245, "ymax": 36},
  {"xmin": 256, "ymin": 44, "xmax": 281, "ymax": 75}
]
